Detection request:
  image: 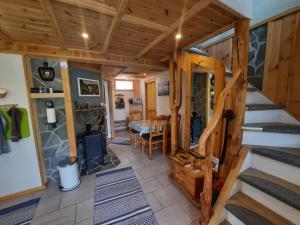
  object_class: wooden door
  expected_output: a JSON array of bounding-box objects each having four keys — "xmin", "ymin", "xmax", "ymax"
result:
[{"xmin": 145, "ymin": 81, "xmax": 156, "ymax": 119}]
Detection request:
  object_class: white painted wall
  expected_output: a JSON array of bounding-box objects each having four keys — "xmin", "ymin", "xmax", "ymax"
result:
[
  {"xmin": 198, "ymin": 0, "xmax": 300, "ymax": 49},
  {"xmin": 219, "ymin": 0, "xmax": 252, "ymax": 18},
  {"xmin": 113, "ymin": 90, "xmax": 134, "ymax": 121},
  {"xmin": 141, "ymin": 71, "xmax": 187, "ymax": 146},
  {"xmin": 0, "ymin": 53, "xmax": 42, "ymax": 197}
]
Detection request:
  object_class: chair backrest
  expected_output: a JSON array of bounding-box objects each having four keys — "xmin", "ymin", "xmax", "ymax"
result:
[
  {"xmin": 149, "ymin": 117, "xmax": 167, "ymax": 137},
  {"xmin": 129, "ymin": 111, "xmax": 142, "ymax": 121},
  {"xmin": 147, "ymin": 109, "xmax": 157, "ymax": 120}
]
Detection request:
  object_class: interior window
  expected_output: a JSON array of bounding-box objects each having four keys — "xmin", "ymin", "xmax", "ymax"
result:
[{"xmin": 115, "ymin": 80, "xmax": 133, "ymax": 90}]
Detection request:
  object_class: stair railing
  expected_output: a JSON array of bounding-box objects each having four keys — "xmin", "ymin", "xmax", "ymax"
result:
[{"xmin": 199, "ymin": 68, "xmax": 243, "ymax": 225}]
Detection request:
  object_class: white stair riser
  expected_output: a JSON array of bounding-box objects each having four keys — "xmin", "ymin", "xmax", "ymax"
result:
[
  {"xmin": 226, "ymin": 210, "xmax": 246, "ymax": 225},
  {"xmin": 240, "ymin": 181, "xmax": 300, "ymax": 224},
  {"xmin": 246, "ymin": 92, "xmax": 272, "ymax": 105},
  {"xmin": 251, "ymin": 153, "xmax": 300, "ymax": 185},
  {"xmin": 242, "ymin": 131, "xmax": 300, "ymax": 148},
  {"xmin": 244, "ymin": 110, "xmax": 300, "ymax": 124},
  {"xmin": 245, "ymin": 110, "xmax": 282, "ymax": 123}
]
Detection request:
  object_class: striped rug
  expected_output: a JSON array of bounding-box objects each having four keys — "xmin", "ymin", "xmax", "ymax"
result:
[
  {"xmin": 94, "ymin": 167, "xmax": 159, "ymax": 225},
  {"xmin": 0, "ymin": 198, "xmax": 40, "ymax": 225}
]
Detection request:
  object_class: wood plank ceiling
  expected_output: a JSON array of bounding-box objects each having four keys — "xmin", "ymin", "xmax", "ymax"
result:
[{"xmin": 0, "ymin": 0, "xmax": 239, "ymax": 77}]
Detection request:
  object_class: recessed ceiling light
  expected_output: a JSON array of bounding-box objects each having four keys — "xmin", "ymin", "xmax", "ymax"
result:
[
  {"xmin": 175, "ymin": 33, "xmax": 182, "ymax": 40},
  {"xmin": 144, "ymin": 73, "xmax": 147, "ymax": 76},
  {"xmin": 82, "ymin": 33, "xmax": 89, "ymax": 39}
]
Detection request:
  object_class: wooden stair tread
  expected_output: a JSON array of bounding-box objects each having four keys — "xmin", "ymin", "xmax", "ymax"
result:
[
  {"xmin": 242, "ymin": 122, "xmax": 300, "ymax": 134},
  {"xmin": 245, "ymin": 104, "xmax": 282, "ymax": 111},
  {"xmin": 219, "ymin": 220, "xmax": 231, "ymax": 225},
  {"xmin": 226, "ymin": 192, "xmax": 293, "ymax": 225},
  {"xmin": 246, "ymin": 145, "xmax": 300, "ymax": 168},
  {"xmin": 239, "ymin": 168, "xmax": 300, "ymax": 210}
]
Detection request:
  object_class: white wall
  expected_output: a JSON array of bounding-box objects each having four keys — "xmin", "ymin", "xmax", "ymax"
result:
[
  {"xmin": 219, "ymin": 0, "xmax": 252, "ymax": 18},
  {"xmin": 0, "ymin": 53, "xmax": 42, "ymax": 197},
  {"xmin": 113, "ymin": 90, "xmax": 134, "ymax": 121},
  {"xmin": 141, "ymin": 71, "xmax": 187, "ymax": 146}
]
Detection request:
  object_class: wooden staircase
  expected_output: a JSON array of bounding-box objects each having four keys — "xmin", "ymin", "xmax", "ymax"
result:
[{"xmin": 215, "ymin": 86, "xmax": 300, "ymax": 225}]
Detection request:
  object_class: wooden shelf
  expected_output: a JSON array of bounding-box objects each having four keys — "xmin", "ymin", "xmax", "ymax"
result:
[
  {"xmin": 74, "ymin": 107, "xmax": 103, "ymax": 112},
  {"xmin": 30, "ymin": 93, "xmax": 65, "ymax": 99}
]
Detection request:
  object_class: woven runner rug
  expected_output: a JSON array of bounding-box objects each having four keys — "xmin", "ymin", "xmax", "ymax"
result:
[
  {"xmin": 94, "ymin": 167, "xmax": 159, "ymax": 225},
  {"xmin": 0, "ymin": 198, "xmax": 40, "ymax": 225}
]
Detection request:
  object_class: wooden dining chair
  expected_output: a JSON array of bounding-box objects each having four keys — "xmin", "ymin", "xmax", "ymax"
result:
[
  {"xmin": 129, "ymin": 111, "xmax": 143, "ymax": 150},
  {"xmin": 141, "ymin": 117, "xmax": 167, "ymax": 160},
  {"xmin": 147, "ymin": 109, "xmax": 157, "ymax": 120}
]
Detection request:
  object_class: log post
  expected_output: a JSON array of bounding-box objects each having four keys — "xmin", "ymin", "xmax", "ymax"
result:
[
  {"xmin": 199, "ymin": 18, "xmax": 249, "ymax": 225},
  {"xmin": 169, "ymin": 51, "xmax": 182, "ymax": 155},
  {"xmin": 223, "ymin": 18, "xmax": 250, "ymax": 179}
]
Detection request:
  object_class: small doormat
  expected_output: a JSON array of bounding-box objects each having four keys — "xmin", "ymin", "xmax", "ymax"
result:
[
  {"xmin": 0, "ymin": 198, "xmax": 40, "ymax": 225},
  {"xmin": 94, "ymin": 167, "xmax": 159, "ymax": 225},
  {"xmin": 111, "ymin": 137, "xmax": 131, "ymax": 145}
]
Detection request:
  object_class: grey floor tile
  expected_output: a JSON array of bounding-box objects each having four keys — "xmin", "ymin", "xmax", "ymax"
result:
[
  {"xmin": 75, "ymin": 217, "xmax": 94, "ymax": 225},
  {"xmin": 155, "ymin": 203, "xmax": 192, "ymax": 225},
  {"xmin": 146, "ymin": 193, "xmax": 163, "ymax": 213},
  {"xmin": 32, "ymin": 204, "xmax": 76, "ymax": 225},
  {"xmin": 34, "ymin": 194, "xmax": 61, "ymax": 217},
  {"xmin": 60, "ymin": 184, "xmax": 94, "ymax": 208},
  {"xmin": 75, "ymin": 198, "xmax": 94, "ymax": 223}
]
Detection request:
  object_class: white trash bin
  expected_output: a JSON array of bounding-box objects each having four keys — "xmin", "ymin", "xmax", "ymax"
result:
[{"xmin": 57, "ymin": 157, "xmax": 80, "ymax": 191}]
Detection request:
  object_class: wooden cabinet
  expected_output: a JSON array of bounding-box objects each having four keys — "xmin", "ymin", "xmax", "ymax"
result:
[{"xmin": 170, "ymin": 159, "xmax": 204, "ymax": 207}]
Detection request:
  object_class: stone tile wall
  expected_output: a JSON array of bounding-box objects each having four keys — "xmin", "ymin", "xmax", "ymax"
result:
[{"xmin": 248, "ymin": 24, "xmax": 268, "ymax": 90}]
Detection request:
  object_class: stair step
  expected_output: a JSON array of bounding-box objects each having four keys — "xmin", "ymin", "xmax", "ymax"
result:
[
  {"xmin": 239, "ymin": 168, "xmax": 300, "ymax": 210},
  {"xmin": 220, "ymin": 220, "xmax": 231, "ymax": 225},
  {"xmin": 225, "ymin": 192, "xmax": 293, "ymax": 225},
  {"xmin": 242, "ymin": 122, "xmax": 300, "ymax": 134},
  {"xmin": 248, "ymin": 145, "xmax": 300, "ymax": 168},
  {"xmin": 245, "ymin": 104, "xmax": 282, "ymax": 111},
  {"xmin": 247, "ymin": 87, "xmax": 257, "ymax": 92}
]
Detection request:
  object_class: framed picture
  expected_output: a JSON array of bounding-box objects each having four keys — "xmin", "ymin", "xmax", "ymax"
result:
[
  {"xmin": 77, "ymin": 78, "xmax": 100, "ymax": 96},
  {"xmin": 115, "ymin": 94, "xmax": 125, "ymax": 109},
  {"xmin": 158, "ymin": 81, "xmax": 169, "ymax": 96}
]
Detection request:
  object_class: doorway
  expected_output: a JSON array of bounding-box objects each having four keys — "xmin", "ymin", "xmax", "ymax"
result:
[{"xmin": 145, "ymin": 80, "xmax": 156, "ymax": 119}]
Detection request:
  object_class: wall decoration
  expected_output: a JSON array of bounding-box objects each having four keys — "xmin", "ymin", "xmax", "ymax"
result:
[
  {"xmin": 77, "ymin": 78, "xmax": 100, "ymax": 96},
  {"xmin": 38, "ymin": 62, "xmax": 55, "ymax": 81},
  {"xmin": 115, "ymin": 94, "xmax": 125, "ymax": 109},
  {"xmin": 158, "ymin": 81, "xmax": 169, "ymax": 96}
]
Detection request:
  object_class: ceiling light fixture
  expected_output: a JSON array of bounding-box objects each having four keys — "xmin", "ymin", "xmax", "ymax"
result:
[
  {"xmin": 82, "ymin": 33, "xmax": 89, "ymax": 39},
  {"xmin": 144, "ymin": 73, "xmax": 147, "ymax": 76},
  {"xmin": 175, "ymin": 33, "xmax": 182, "ymax": 40}
]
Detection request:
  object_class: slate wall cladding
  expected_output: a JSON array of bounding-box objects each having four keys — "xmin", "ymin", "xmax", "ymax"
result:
[
  {"xmin": 69, "ymin": 68, "xmax": 102, "ymax": 135},
  {"xmin": 248, "ymin": 24, "xmax": 268, "ymax": 90},
  {"xmin": 191, "ymin": 73, "xmax": 207, "ymax": 124},
  {"xmin": 31, "ymin": 59, "xmax": 70, "ymax": 182},
  {"xmin": 69, "ymin": 68, "xmax": 105, "ymax": 175}
]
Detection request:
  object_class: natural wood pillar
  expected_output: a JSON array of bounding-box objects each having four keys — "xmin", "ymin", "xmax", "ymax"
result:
[
  {"xmin": 223, "ymin": 18, "xmax": 249, "ymax": 178},
  {"xmin": 169, "ymin": 52, "xmax": 182, "ymax": 155},
  {"xmin": 61, "ymin": 65, "xmax": 77, "ymax": 157},
  {"xmin": 200, "ymin": 18, "xmax": 249, "ymax": 225}
]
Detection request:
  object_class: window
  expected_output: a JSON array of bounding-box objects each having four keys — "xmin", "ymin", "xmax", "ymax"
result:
[{"xmin": 115, "ymin": 80, "xmax": 133, "ymax": 90}]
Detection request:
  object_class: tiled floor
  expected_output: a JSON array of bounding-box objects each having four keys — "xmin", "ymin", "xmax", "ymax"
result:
[{"xmin": 0, "ymin": 132, "xmax": 201, "ymax": 225}]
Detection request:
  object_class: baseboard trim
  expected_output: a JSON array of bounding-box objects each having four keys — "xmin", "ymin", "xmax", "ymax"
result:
[{"xmin": 0, "ymin": 185, "xmax": 46, "ymax": 202}]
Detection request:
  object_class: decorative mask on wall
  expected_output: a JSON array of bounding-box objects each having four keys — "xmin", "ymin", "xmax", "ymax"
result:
[{"xmin": 39, "ymin": 62, "xmax": 55, "ymax": 81}]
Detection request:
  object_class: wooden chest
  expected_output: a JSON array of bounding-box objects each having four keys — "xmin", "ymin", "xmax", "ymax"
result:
[{"xmin": 170, "ymin": 159, "xmax": 204, "ymax": 207}]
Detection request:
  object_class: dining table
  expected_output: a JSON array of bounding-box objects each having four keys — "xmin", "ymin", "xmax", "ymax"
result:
[{"xmin": 128, "ymin": 119, "xmax": 151, "ymax": 136}]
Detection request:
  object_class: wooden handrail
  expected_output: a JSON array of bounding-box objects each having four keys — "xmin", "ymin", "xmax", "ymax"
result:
[{"xmin": 198, "ymin": 68, "xmax": 242, "ymax": 225}]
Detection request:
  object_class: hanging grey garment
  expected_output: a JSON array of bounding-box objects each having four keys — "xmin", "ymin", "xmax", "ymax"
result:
[
  {"xmin": 0, "ymin": 112, "xmax": 9, "ymax": 154},
  {"xmin": 7, "ymin": 107, "xmax": 22, "ymax": 142}
]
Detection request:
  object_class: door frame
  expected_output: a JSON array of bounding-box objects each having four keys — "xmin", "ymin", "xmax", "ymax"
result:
[{"xmin": 144, "ymin": 76, "xmax": 156, "ymax": 119}]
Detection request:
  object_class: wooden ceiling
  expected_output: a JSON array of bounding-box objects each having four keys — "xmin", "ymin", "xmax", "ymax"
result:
[{"xmin": 0, "ymin": 0, "xmax": 240, "ymax": 77}]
